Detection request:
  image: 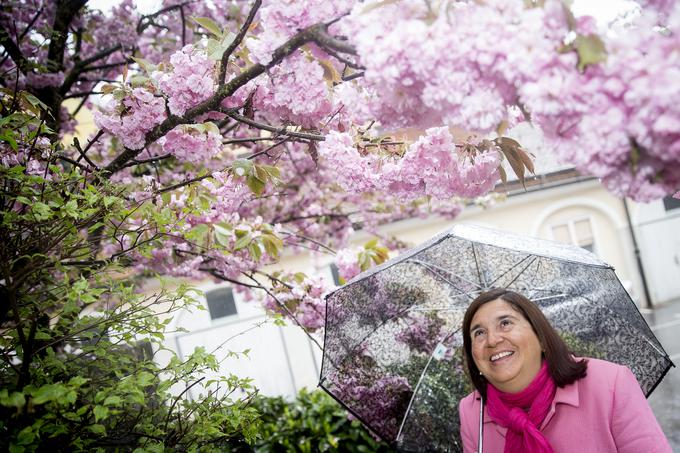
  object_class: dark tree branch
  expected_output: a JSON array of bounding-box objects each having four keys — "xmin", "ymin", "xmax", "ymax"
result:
[
  {"xmin": 80, "ymin": 60, "xmax": 131, "ymax": 73},
  {"xmin": 64, "ymin": 90, "xmax": 103, "ymax": 99},
  {"xmin": 72, "ymin": 130, "xmax": 104, "ymax": 167},
  {"xmin": 342, "ymin": 71, "xmax": 364, "ymax": 82},
  {"xmin": 179, "ymin": 5, "xmax": 187, "ymax": 46},
  {"xmin": 47, "ymin": 0, "xmax": 88, "ymax": 72},
  {"xmin": 122, "ymin": 153, "xmax": 173, "ymax": 168},
  {"xmin": 0, "ymin": 22, "xmax": 31, "ymax": 74},
  {"xmin": 223, "ymin": 136, "xmax": 278, "ymax": 145},
  {"xmin": 137, "ymin": 1, "xmax": 197, "ymax": 34},
  {"xmin": 311, "ymin": 28, "xmax": 356, "ymax": 55},
  {"xmin": 19, "ymin": 7, "xmax": 44, "ymax": 41},
  {"xmin": 61, "ymin": 44, "xmax": 123, "ymax": 95},
  {"xmin": 225, "ymin": 111, "xmax": 325, "ymax": 141},
  {"xmin": 245, "ymin": 138, "xmax": 289, "ymax": 160},
  {"xmin": 218, "ymin": 0, "xmax": 262, "ymax": 84},
  {"xmin": 318, "ymin": 44, "xmax": 364, "ymax": 70}
]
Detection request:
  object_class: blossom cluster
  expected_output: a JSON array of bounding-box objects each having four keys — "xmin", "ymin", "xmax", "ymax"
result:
[
  {"xmin": 159, "ymin": 123, "xmax": 223, "ymax": 164},
  {"xmin": 334, "ymin": 248, "xmax": 362, "ymax": 282},
  {"xmin": 331, "ymin": 370, "xmax": 411, "ymax": 439},
  {"xmin": 394, "ymin": 313, "xmax": 446, "ymax": 355},
  {"xmin": 262, "ymin": 272, "xmax": 331, "ymax": 331},
  {"xmin": 93, "ymin": 88, "xmax": 166, "ymax": 150},
  {"xmin": 319, "ymin": 128, "xmax": 501, "ymax": 201},
  {"xmin": 153, "ymin": 45, "xmax": 217, "ymax": 116}
]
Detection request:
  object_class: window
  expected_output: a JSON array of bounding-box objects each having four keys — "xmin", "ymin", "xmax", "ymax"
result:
[
  {"xmin": 550, "ymin": 218, "xmax": 595, "ymax": 253},
  {"xmin": 205, "ymin": 287, "xmax": 238, "ymax": 320},
  {"xmin": 662, "ymin": 196, "xmax": 680, "ymax": 212}
]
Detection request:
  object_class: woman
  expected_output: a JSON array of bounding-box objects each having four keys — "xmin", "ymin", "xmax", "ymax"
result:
[{"xmin": 458, "ymin": 288, "xmax": 671, "ymax": 453}]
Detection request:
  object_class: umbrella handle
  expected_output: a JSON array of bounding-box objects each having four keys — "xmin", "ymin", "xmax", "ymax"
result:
[{"xmin": 478, "ymin": 395, "xmax": 484, "ymax": 453}]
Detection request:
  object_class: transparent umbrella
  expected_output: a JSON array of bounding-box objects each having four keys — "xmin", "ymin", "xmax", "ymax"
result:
[{"xmin": 319, "ymin": 225, "xmax": 674, "ymax": 452}]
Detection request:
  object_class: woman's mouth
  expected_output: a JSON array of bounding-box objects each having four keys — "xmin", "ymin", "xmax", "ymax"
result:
[{"xmin": 490, "ymin": 351, "xmax": 514, "ymax": 363}]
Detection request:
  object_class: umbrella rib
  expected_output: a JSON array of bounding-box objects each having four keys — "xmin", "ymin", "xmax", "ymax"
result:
[
  {"xmin": 395, "ymin": 328, "xmax": 461, "ymax": 442},
  {"xmin": 406, "ymin": 259, "xmax": 483, "ymax": 293},
  {"xmin": 493, "ymin": 255, "xmax": 539, "ymax": 289},
  {"xmin": 472, "ymin": 243, "xmax": 487, "ymax": 289},
  {"xmin": 486, "ymin": 255, "xmax": 535, "ymax": 288}
]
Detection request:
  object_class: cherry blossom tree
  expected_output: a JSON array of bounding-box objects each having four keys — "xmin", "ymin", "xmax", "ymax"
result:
[{"xmin": 2, "ymin": 0, "xmax": 679, "ymax": 337}]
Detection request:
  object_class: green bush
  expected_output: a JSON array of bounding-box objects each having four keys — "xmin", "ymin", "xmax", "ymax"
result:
[{"xmin": 251, "ymin": 389, "xmax": 393, "ymax": 453}]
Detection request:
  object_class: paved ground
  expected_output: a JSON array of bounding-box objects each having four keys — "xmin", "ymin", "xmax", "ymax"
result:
[{"xmin": 643, "ymin": 298, "xmax": 680, "ymax": 450}]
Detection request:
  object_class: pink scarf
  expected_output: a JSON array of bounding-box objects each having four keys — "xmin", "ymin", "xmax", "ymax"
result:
[{"xmin": 485, "ymin": 361, "xmax": 556, "ymax": 453}]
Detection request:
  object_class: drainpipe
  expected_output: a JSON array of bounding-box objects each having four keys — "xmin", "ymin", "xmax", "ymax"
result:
[{"xmin": 623, "ymin": 198, "xmax": 653, "ymax": 309}]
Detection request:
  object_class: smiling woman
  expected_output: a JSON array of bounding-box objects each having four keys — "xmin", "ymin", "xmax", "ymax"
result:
[{"xmin": 458, "ymin": 289, "xmax": 671, "ymax": 453}]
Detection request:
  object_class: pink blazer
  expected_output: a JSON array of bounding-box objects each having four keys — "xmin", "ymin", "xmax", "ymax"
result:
[{"xmin": 458, "ymin": 358, "xmax": 672, "ymax": 453}]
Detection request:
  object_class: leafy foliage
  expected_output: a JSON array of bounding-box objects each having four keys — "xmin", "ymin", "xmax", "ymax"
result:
[
  {"xmin": 0, "ymin": 92, "xmax": 260, "ymax": 451},
  {"xmin": 250, "ymin": 389, "xmax": 392, "ymax": 453}
]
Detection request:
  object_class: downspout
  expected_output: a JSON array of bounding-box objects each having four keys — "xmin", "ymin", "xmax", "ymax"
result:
[{"xmin": 623, "ymin": 198, "xmax": 653, "ymax": 308}]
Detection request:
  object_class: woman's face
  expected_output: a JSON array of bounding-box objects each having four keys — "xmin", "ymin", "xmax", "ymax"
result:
[{"xmin": 469, "ymin": 299, "xmax": 543, "ymax": 393}]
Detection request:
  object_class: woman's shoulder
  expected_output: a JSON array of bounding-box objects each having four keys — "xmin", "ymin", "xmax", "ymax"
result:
[
  {"xmin": 579, "ymin": 357, "xmax": 632, "ymax": 389},
  {"xmin": 583, "ymin": 357, "xmax": 628, "ymax": 376},
  {"xmin": 458, "ymin": 390, "xmax": 480, "ymax": 413}
]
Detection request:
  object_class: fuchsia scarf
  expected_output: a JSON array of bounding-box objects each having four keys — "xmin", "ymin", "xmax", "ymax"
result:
[{"xmin": 485, "ymin": 361, "xmax": 556, "ymax": 453}]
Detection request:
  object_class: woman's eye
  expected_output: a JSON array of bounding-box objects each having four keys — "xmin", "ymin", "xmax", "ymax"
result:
[
  {"xmin": 473, "ymin": 329, "xmax": 485, "ymax": 338},
  {"xmin": 500, "ymin": 319, "xmax": 512, "ymax": 328}
]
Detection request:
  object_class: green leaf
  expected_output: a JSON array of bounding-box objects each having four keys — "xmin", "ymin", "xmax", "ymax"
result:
[
  {"xmin": 247, "ymin": 242, "xmax": 262, "ymax": 261},
  {"xmin": 88, "ymin": 424, "xmax": 106, "ymax": 435},
  {"xmin": 233, "ymin": 234, "xmax": 252, "ymax": 251},
  {"xmin": 574, "ymin": 34, "xmax": 607, "ymax": 72},
  {"xmin": 192, "ymin": 16, "xmax": 222, "ymax": 37},
  {"xmin": 103, "ymin": 395, "xmax": 121, "ymax": 406},
  {"xmin": 364, "ymin": 238, "xmax": 378, "ymax": 249},
  {"xmin": 31, "ymin": 202, "xmax": 52, "ymax": 221},
  {"xmin": 131, "ymin": 57, "xmax": 155, "ymax": 73},
  {"xmin": 93, "ymin": 405, "xmax": 109, "ymax": 422},
  {"xmin": 137, "ymin": 371, "xmax": 155, "ymax": 387},
  {"xmin": 16, "ymin": 426, "xmax": 34, "ymax": 446},
  {"xmin": 214, "ymin": 224, "xmax": 233, "ymax": 247},
  {"xmin": 31, "ymin": 383, "xmax": 66, "ymax": 405},
  {"xmin": 0, "ymin": 390, "xmax": 26, "ymax": 408},
  {"xmin": 232, "ymin": 159, "xmax": 253, "ymax": 177},
  {"xmin": 246, "ymin": 175, "xmax": 266, "ymax": 195}
]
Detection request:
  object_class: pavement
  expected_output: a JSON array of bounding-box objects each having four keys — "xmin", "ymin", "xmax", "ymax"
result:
[{"xmin": 643, "ymin": 298, "xmax": 680, "ymax": 450}]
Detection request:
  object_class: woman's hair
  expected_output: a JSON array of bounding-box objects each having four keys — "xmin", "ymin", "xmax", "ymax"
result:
[{"xmin": 462, "ymin": 288, "xmax": 588, "ymax": 398}]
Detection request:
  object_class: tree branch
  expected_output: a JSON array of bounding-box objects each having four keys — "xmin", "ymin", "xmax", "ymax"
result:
[
  {"xmin": 61, "ymin": 44, "xmax": 123, "ymax": 95},
  {"xmin": 225, "ymin": 111, "xmax": 325, "ymax": 141},
  {"xmin": 218, "ymin": 0, "xmax": 262, "ymax": 84},
  {"xmin": 47, "ymin": 0, "xmax": 88, "ymax": 73},
  {"xmin": 0, "ymin": 22, "xmax": 30, "ymax": 74}
]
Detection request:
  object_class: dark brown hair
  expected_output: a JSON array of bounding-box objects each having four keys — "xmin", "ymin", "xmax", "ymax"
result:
[{"xmin": 462, "ymin": 288, "xmax": 587, "ymax": 398}]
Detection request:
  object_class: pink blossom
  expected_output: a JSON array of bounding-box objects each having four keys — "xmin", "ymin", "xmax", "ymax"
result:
[
  {"xmin": 335, "ymin": 248, "xmax": 361, "ymax": 281},
  {"xmin": 94, "ymin": 88, "xmax": 166, "ymax": 150},
  {"xmin": 154, "ymin": 45, "xmax": 216, "ymax": 116},
  {"xmin": 26, "ymin": 71, "xmax": 64, "ymax": 89},
  {"xmin": 160, "ymin": 123, "xmax": 222, "ymax": 164},
  {"xmin": 318, "ymin": 131, "xmax": 378, "ymax": 192}
]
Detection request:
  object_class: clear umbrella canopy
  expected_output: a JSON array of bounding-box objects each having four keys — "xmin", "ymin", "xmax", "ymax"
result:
[{"xmin": 319, "ymin": 225, "xmax": 674, "ymax": 452}]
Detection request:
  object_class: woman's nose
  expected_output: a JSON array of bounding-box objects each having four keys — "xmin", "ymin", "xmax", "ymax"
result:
[{"xmin": 486, "ymin": 329, "xmax": 502, "ymax": 347}]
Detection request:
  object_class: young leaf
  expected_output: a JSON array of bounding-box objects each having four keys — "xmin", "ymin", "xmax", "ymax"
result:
[
  {"xmin": 192, "ymin": 17, "xmax": 222, "ymax": 37},
  {"xmin": 574, "ymin": 34, "xmax": 607, "ymax": 72}
]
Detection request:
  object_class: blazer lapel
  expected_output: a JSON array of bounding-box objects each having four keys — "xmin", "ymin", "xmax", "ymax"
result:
[{"xmin": 540, "ymin": 379, "xmax": 580, "ymax": 430}]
